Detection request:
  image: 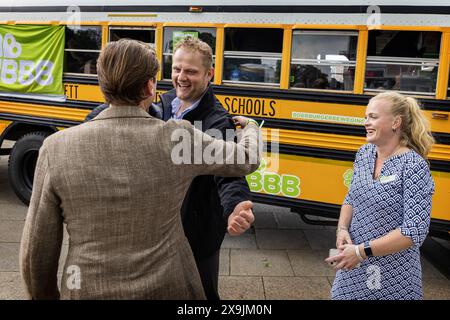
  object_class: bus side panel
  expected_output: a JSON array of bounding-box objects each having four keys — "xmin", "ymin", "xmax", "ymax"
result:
[
  {"xmin": 249, "ymin": 152, "xmax": 449, "ymax": 224},
  {"xmin": 0, "ymin": 120, "xmax": 13, "ymax": 138}
]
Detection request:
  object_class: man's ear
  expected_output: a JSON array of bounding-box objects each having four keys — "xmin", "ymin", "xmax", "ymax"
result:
[
  {"xmin": 208, "ymin": 67, "xmax": 214, "ymax": 81},
  {"xmin": 145, "ymin": 78, "xmax": 156, "ymax": 97}
]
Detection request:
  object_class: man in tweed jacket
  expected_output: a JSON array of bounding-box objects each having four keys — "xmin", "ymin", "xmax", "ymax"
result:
[{"xmin": 19, "ymin": 39, "xmax": 260, "ymax": 299}]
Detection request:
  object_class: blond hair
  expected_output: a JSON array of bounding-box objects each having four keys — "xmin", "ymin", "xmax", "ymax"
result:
[
  {"xmin": 173, "ymin": 37, "xmax": 213, "ymax": 70},
  {"xmin": 97, "ymin": 39, "xmax": 159, "ymax": 106},
  {"xmin": 370, "ymin": 92, "xmax": 435, "ymax": 158}
]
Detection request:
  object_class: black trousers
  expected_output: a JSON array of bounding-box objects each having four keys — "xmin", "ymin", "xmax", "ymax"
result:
[{"xmin": 195, "ymin": 249, "xmax": 221, "ymax": 300}]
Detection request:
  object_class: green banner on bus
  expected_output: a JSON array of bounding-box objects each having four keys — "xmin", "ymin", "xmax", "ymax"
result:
[{"xmin": 0, "ymin": 25, "xmax": 65, "ymax": 96}]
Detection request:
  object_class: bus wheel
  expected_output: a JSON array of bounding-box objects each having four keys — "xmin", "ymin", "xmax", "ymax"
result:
[{"xmin": 8, "ymin": 132, "xmax": 50, "ymax": 205}]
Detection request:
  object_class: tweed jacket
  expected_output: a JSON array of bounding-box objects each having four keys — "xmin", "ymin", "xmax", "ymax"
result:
[{"xmin": 19, "ymin": 105, "xmax": 260, "ymax": 300}]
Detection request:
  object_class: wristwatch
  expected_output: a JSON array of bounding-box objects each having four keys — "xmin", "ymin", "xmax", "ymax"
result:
[{"xmin": 364, "ymin": 241, "xmax": 373, "ymax": 257}]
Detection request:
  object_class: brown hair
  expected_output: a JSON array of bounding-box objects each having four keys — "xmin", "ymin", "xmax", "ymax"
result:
[
  {"xmin": 370, "ymin": 92, "xmax": 435, "ymax": 158},
  {"xmin": 97, "ymin": 39, "xmax": 159, "ymax": 106},
  {"xmin": 173, "ymin": 37, "xmax": 213, "ymax": 70}
]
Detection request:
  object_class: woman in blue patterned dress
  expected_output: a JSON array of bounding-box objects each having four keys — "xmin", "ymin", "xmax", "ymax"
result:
[{"xmin": 325, "ymin": 91, "xmax": 435, "ymax": 300}]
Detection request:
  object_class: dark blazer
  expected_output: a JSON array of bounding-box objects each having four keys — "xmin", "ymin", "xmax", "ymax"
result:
[{"xmin": 160, "ymin": 86, "xmax": 252, "ymax": 260}]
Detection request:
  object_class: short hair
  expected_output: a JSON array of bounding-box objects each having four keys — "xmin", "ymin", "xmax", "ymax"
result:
[
  {"xmin": 97, "ymin": 39, "xmax": 160, "ymax": 106},
  {"xmin": 173, "ymin": 37, "xmax": 213, "ymax": 70}
]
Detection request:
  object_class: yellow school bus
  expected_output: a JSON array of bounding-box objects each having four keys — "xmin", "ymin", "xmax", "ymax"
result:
[{"xmin": 0, "ymin": 1, "xmax": 449, "ymax": 237}]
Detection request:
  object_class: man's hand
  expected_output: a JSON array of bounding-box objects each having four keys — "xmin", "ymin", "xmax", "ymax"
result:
[
  {"xmin": 227, "ymin": 200, "xmax": 255, "ymax": 236},
  {"xmin": 232, "ymin": 116, "xmax": 256, "ymax": 128}
]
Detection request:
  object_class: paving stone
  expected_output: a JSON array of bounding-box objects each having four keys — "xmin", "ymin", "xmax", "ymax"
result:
[
  {"xmin": 421, "ymin": 256, "xmax": 446, "ymax": 279},
  {"xmin": 263, "ymin": 276, "xmax": 331, "ymax": 300},
  {"xmin": 0, "ymin": 243, "xmax": 19, "ymax": 271},
  {"xmin": 222, "ymin": 233, "xmax": 257, "ymax": 249},
  {"xmin": 0, "ymin": 220, "xmax": 25, "ymax": 242},
  {"xmin": 219, "ymin": 276, "xmax": 265, "ymax": 300},
  {"xmin": 230, "ymin": 249, "xmax": 294, "ymax": 276},
  {"xmin": 0, "ymin": 186, "xmax": 19, "ymax": 206},
  {"xmin": 327, "ymin": 276, "xmax": 336, "ymax": 288},
  {"xmin": 0, "ymin": 157, "xmax": 29, "ymax": 222},
  {"xmin": 0, "ymin": 272, "xmax": 26, "ymax": 299},
  {"xmin": 252, "ymin": 210, "xmax": 277, "ymax": 229},
  {"xmin": 0, "ymin": 202, "xmax": 27, "ymax": 220},
  {"xmin": 219, "ymin": 249, "xmax": 230, "ymax": 276},
  {"xmin": 423, "ymin": 278, "xmax": 450, "ymax": 300},
  {"xmin": 288, "ymin": 250, "xmax": 336, "ymax": 277},
  {"xmin": 255, "ymin": 229, "xmax": 309, "ymax": 250},
  {"xmin": 303, "ymin": 229, "xmax": 337, "ymax": 250}
]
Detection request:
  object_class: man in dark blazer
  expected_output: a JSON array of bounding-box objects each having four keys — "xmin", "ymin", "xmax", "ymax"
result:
[{"xmin": 86, "ymin": 38, "xmax": 254, "ymax": 300}]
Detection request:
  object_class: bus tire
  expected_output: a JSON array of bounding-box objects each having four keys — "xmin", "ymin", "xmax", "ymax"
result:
[{"xmin": 8, "ymin": 131, "xmax": 51, "ymax": 206}]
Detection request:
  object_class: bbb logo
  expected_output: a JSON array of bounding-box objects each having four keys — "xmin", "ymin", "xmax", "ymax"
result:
[{"xmin": 0, "ymin": 33, "xmax": 54, "ymax": 86}]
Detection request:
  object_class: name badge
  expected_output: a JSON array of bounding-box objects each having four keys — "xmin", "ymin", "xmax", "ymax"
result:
[{"xmin": 379, "ymin": 174, "xmax": 397, "ymax": 184}]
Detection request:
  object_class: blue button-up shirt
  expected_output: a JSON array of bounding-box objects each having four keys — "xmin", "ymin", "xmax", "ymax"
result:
[{"xmin": 170, "ymin": 97, "xmax": 202, "ymax": 120}]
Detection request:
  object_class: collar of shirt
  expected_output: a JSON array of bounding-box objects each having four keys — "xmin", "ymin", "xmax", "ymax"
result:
[{"xmin": 170, "ymin": 95, "xmax": 203, "ymax": 120}]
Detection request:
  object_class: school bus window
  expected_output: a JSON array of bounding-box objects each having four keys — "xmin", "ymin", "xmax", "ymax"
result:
[
  {"xmin": 223, "ymin": 28, "xmax": 282, "ymax": 86},
  {"xmin": 290, "ymin": 30, "xmax": 357, "ymax": 91},
  {"xmin": 64, "ymin": 26, "xmax": 101, "ymax": 76},
  {"xmin": 109, "ymin": 27, "xmax": 156, "ymax": 48},
  {"xmin": 365, "ymin": 31, "xmax": 441, "ymax": 95},
  {"xmin": 162, "ymin": 27, "xmax": 216, "ymax": 79}
]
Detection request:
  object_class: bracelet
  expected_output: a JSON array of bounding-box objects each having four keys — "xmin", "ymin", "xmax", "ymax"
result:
[
  {"xmin": 355, "ymin": 244, "xmax": 364, "ymax": 262},
  {"xmin": 246, "ymin": 119, "xmax": 259, "ymax": 127}
]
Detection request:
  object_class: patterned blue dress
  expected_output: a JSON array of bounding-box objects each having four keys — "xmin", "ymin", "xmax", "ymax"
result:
[{"xmin": 331, "ymin": 143, "xmax": 434, "ymax": 300}]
